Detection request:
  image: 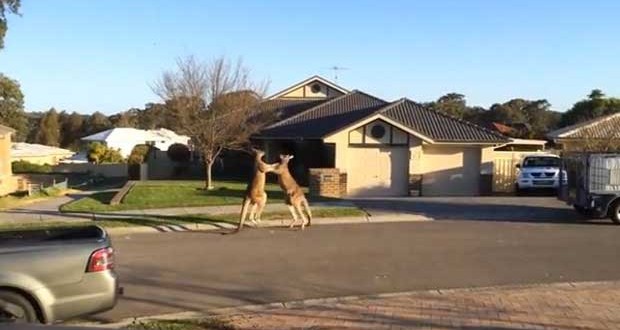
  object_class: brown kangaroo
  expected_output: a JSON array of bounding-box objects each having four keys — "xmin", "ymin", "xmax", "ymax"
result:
[
  {"xmin": 237, "ymin": 148, "xmax": 276, "ymax": 231},
  {"xmin": 273, "ymin": 154, "xmax": 313, "ymax": 230}
]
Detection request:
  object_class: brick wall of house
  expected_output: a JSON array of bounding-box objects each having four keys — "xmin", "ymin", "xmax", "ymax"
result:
[{"xmin": 309, "ymin": 168, "xmax": 346, "ymax": 198}]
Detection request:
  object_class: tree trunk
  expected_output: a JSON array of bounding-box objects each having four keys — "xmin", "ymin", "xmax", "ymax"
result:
[{"xmin": 205, "ymin": 160, "xmax": 214, "ymax": 190}]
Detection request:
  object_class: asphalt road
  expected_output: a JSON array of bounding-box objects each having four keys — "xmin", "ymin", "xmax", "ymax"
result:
[{"xmin": 91, "ymin": 219, "xmax": 620, "ymax": 323}]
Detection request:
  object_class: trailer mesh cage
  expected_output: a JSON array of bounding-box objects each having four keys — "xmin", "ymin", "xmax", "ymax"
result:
[{"xmin": 588, "ymin": 154, "xmax": 620, "ymax": 192}]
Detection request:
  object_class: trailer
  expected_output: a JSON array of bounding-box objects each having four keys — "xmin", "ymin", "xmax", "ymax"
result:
[{"xmin": 560, "ymin": 153, "xmax": 620, "ymax": 224}]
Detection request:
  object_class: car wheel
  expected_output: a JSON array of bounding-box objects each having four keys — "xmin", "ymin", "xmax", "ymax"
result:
[
  {"xmin": 609, "ymin": 201, "xmax": 620, "ymax": 225},
  {"xmin": 0, "ymin": 291, "xmax": 38, "ymax": 323}
]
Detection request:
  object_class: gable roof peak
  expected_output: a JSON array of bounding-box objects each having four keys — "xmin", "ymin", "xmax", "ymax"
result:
[{"xmin": 268, "ymin": 75, "xmax": 349, "ymax": 100}]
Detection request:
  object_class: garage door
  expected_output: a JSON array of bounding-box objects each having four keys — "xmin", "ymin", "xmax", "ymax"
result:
[
  {"xmin": 422, "ymin": 146, "xmax": 481, "ymax": 196},
  {"xmin": 347, "ymin": 147, "xmax": 409, "ymax": 196}
]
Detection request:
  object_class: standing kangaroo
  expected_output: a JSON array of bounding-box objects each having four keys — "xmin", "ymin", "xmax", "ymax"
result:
[
  {"xmin": 273, "ymin": 154, "xmax": 313, "ymax": 230},
  {"xmin": 237, "ymin": 148, "xmax": 276, "ymax": 231}
]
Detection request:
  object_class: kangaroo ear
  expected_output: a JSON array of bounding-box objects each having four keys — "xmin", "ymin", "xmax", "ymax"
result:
[
  {"xmin": 279, "ymin": 154, "xmax": 285, "ymax": 160},
  {"xmin": 288, "ymin": 155, "xmax": 295, "ymax": 160}
]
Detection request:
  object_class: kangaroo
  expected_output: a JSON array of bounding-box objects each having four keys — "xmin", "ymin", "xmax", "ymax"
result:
[
  {"xmin": 272, "ymin": 154, "xmax": 313, "ymax": 230},
  {"xmin": 237, "ymin": 148, "xmax": 276, "ymax": 231}
]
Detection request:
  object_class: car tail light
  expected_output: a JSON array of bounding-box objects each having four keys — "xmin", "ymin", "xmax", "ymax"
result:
[{"xmin": 87, "ymin": 247, "xmax": 114, "ymax": 272}]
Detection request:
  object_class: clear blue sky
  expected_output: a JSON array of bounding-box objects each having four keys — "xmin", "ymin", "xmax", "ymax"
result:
[{"xmin": 1, "ymin": 0, "xmax": 619, "ymax": 114}]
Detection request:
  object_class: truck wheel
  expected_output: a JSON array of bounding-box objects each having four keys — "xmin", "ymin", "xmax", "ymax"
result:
[
  {"xmin": 609, "ymin": 201, "xmax": 620, "ymax": 225},
  {"xmin": 0, "ymin": 290, "xmax": 38, "ymax": 323}
]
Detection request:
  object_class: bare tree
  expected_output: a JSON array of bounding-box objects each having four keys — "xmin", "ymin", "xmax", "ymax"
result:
[{"xmin": 153, "ymin": 56, "xmax": 270, "ymax": 189}]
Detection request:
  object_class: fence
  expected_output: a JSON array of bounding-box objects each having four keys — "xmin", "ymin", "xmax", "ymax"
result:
[
  {"xmin": 52, "ymin": 163, "xmax": 128, "ymax": 178},
  {"xmin": 24, "ymin": 178, "xmax": 68, "ymax": 196}
]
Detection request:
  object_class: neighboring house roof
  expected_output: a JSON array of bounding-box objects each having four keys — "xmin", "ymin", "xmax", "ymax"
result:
[
  {"xmin": 380, "ymin": 99, "xmax": 509, "ymax": 143},
  {"xmin": 11, "ymin": 143, "xmax": 74, "ymax": 158},
  {"xmin": 267, "ymin": 75, "xmax": 349, "ymax": 100},
  {"xmin": 259, "ymin": 90, "xmax": 388, "ymax": 138},
  {"xmin": 547, "ymin": 112, "xmax": 620, "ymax": 140},
  {"xmin": 82, "ymin": 127, "xmax": 189, "ymax": 143},
  {"xmin": 261, "ymin": 98, "xmax": 331, "ymax": 122},
  {"xmin": 0, "ymin": 124, "xmax": 15, "ymax": 134},
  {"xmin": 489, "ymin": 122, "xmax": 516, "ymax": 135}
]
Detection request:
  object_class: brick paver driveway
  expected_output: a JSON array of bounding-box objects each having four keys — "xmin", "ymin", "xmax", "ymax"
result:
[
  {"xmin": 352, "ymin": 196, "xmax": 598, "ymax": 224},
  {"xmin": 224, "ymin": 281, "xmax": 620, "ymax": 329}
]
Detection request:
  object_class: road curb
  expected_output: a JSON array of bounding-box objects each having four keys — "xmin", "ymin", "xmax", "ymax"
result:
[
  {"xmin": 81, "ymin": 280, "xmax": 620, "ymax": 328},
  {"xmin": 104, "ymin": 214, "xmax": 432, "ymax": 236}
]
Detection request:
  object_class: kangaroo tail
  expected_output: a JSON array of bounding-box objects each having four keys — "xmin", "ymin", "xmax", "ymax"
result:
[
  {"xmin": 237, "ymin": 198, "xmax": 251, "ymax": 231},
  {"xmin": 302, "ymin": 198, "xmax": 312, "ymax": 226}
]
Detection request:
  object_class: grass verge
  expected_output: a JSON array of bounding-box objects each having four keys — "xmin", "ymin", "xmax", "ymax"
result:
[{"xmin": 126, "ymin": 319, "xmax": 235, "ymax": 330}]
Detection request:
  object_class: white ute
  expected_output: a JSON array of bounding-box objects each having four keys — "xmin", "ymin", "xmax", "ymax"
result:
[{"xmin": 516, "ymin": 155, "xmax": 566, "ymax": 193}]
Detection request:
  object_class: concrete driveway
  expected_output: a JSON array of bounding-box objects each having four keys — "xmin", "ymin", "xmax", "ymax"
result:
[
  {"xmin": 0, "ymin": 190, "xmax": 98, "ymax": 224},
  {"xmin": 351, "ymin": 196, "xmax": 597, "ymax": 224}
]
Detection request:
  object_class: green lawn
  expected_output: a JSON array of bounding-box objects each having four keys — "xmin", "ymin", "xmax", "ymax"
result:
[
  {"xmin": 0, "ymin": 207, "xmax": 365, "ymax": 232},
  {"xmin": 61, "ymin": 180, "xmax": 339, "ymax": 213},
  {"xmin": 61, "ymin": 180, "xmax": 289, "ymax": 213}
]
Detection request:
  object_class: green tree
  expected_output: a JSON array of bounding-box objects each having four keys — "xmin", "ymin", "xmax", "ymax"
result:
[
  {"xmin": 87, "ymin": 142, "xmax": 124, "ymax": 164},
  {"xmin": 429, "ymin": 93, "xmax": 468, "ymax": 118},
  {"xmin": 111, "ymin": 110, "xmax": 138, "ymax": 128},
  {"xmin": 35, "ymin": 108, "xmax": 61, "ymax": 146},
  {"xmin": 127, "ymin": 144, "xmax": 150, "ymax": 164},
  {"xmin": 60, "ymin": 111, "xmax": 85, "ymax": 149},
  {"xmin": 167, "ymin": 143, "xmax": 191, "ymax": 162},
  {"xmin": 85, "ymin": 111, "xmax": 111, "ymax": 135},
  {"xmin": 0, "ymin": 73, "xmax": 27, "ymax": 140},
  {"xmin": 560, "ymin": 89, "xmax": 620, "ymax": 127},
  {"xmin": 0, "ymin": 0, "xmax": 20, "ymax": 50},
  {"xmin": 484, "ymin": 98, "xmax": 560, "ymax": 139}
]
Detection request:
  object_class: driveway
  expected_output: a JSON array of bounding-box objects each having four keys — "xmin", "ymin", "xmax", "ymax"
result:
[
  {"xmin": 0, "ymin": 190, "xmax": 98, "ymax": 224},
  {"xmin": 352, "ymin": 196, "xmax": 593, "ymax": 224},
  {"xmin": 90, "ymin": 219, "xmax": 620, "ymax": 323}
]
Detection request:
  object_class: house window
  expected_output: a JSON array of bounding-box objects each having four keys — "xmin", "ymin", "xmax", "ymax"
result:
[
  {"xmin": 310, "ymin": 83, "xmax": 322, "ymax": 94},
  {"xmin": 348, "ymin": 120, "xmax": 409, "ymax": 147},
  {"xmin": 370, "ymin": 124, "xmax": 386, "ymax": 139}
]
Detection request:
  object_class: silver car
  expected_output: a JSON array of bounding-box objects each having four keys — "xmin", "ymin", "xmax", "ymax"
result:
[{"xmin": 0, "ymin": 226, "xmax": 119, "ymax": 323}]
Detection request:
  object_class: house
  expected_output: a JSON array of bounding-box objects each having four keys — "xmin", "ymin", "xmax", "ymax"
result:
[
  {"xmin": 81, "ymin": 128, "xmax": 190, "ymax": 158},
  {"xmin": 255, "ymin": 76, "xmax": 510, "ymax": 197},
  {"xmin": 547, "ymin": 112, "xmax": 620, "ymax": 152},
  {"xmin": 0, "ymin": 124, "xmax": 17, "ymax": 195},
  {"xmin": 11, "ymin": 143, "xmax": 75, "ymax": 165}
]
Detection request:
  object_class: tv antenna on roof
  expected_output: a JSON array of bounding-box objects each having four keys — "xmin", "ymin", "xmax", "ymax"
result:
[{"xmin": 325, "ymin": 66, "xmax": 349, "ymax": 82}]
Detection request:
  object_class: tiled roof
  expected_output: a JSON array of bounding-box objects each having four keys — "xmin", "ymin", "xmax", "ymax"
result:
[
  {"xmin": 259, "ymin": 91, "xmax": 388, "ymax": 138},
  {"xmin": 489, "ymin": 122, "xmax": 516, "ymax": 135},
  {"xmin": 547, "ymin": 112, "xmax": 620, "ymax": 139},
  {"xmin": 381, "ymin": 99, "xmax": 509, "ymax": 143},
  {"xmin": 11, "ymin": 142, "xmax": 74, "ymax": 157},
  {"xmin": 260, "ymin": 98, "xmax": 330, "ymax": 122}
]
